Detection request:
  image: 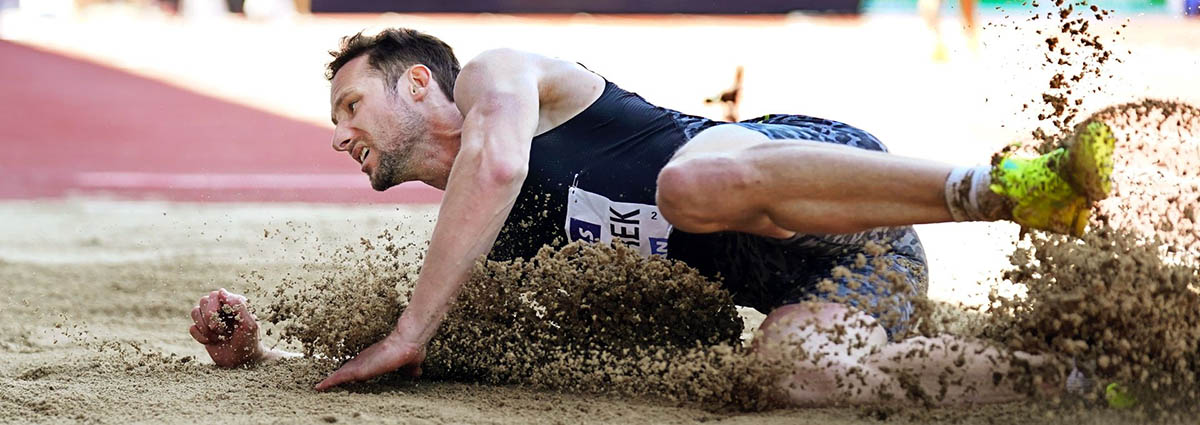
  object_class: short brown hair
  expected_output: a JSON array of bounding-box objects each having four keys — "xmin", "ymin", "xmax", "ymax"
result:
[{"xmin": 326, "ymin": 28, "xmax": 461, "ymax": 101}]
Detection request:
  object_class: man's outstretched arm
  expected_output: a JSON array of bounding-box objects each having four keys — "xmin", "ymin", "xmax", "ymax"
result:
[{"xmin": 315, "ymin": 49, "xmax": 541, "ymax": 391}]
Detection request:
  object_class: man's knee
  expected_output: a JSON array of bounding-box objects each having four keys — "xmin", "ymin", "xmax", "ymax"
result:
[
  {"xmin": 755, "ymin": 302, "xmax": 887, "ymax": 358},
  {"xmin": 758, "ymin": 302, "xmax": 848, "ymax": 338},
  {"xmin": 655, "ymin": 154, "xmax": 750, "ymax": 233},
  {"xmin": 657, "ymin": 124, "xmax": 795, "ymax": 235}
]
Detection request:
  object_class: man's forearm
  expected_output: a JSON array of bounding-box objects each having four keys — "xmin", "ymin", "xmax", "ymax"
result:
[
  {"xmin": 396, "ymin": 141, "xmax": 526, "ymax": 346},
  {"xmin": 397, "ymin": 69, "xmax": 539, "ymax": 347},
  {"xmin": 396, "ymin": 189, "xmax": 520, "ymax": 345}
]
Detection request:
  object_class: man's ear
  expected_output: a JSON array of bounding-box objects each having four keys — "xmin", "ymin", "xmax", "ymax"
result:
[{"xmin": 407, "ymin": 65, "xmax": 434, "ymax": 98}]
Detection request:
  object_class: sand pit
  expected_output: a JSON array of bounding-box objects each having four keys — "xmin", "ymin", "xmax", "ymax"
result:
[
  {"xmin": 0, "ymin": 203, "xmax": 1131, "ymax": 424},
  {"xmin": 0, "ymin": 202, "xmax": 1032, "ymax": 424}
]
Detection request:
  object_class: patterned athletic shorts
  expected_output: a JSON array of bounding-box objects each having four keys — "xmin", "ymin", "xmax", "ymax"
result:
[{"xmin": 668, "ymin": 113, "xmax": 929, "ymax": 339}]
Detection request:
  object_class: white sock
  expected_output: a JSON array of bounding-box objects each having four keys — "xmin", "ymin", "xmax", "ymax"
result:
[{"xmin": 944, "ymin": 165, "xmax": 1008, "ymax": 222}]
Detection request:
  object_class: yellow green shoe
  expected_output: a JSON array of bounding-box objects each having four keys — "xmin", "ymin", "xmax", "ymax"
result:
[{"xmin": 989, "ymin": 121, "xmax": 1116, "ymax": 236}]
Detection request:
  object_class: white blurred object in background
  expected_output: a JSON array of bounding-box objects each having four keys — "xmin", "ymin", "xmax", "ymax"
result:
[
  {"xmin": 180, "ymin": 0, "xmax": 229, "ymax": 20},
  {"xmin": 244, "ymin": 0, "xmax": 296, "ymax": 21}
]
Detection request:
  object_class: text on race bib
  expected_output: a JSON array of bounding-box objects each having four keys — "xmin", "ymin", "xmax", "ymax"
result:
[{"xmin": 565, "ymin": 187, "xmax": 671, "ymax": 257}]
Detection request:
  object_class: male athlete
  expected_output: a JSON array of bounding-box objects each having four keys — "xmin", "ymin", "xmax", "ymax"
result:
[{"xmin": 188, "ymin": 28, "xmax": 1113, "ymax": 405}]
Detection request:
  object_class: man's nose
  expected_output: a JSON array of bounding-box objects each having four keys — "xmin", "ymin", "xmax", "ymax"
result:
[{"xmin": 331, "ymin": 126, "xmax": 351, "ymax": 152}]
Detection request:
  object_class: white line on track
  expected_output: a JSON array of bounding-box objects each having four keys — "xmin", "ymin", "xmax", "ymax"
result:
[{"xmin": 75, "ymin": 172, "xmax": 376, "ymax": 190}]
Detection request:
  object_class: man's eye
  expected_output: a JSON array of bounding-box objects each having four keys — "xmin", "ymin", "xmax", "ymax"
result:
[{"xmin": 349, "ymin": 101, "xmax": 358, "ymax": 112}]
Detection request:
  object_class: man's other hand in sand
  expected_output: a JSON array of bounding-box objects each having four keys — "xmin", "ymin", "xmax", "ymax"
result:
[{"xmin": 189, "ymin": 289, "xmax": 295, "ymax": 367}]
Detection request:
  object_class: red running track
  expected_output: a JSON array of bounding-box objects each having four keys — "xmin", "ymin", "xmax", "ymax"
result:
[{"xmin": 0, "ymin": 40, "xmax": 441, "ymax": 204}]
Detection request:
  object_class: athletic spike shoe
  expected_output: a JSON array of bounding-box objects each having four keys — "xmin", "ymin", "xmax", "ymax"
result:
[{"xmin": 989, "ymin": 121, "xmax": 1116, "ymax": 236}]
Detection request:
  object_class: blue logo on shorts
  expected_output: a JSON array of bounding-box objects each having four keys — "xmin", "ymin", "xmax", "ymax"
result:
[
  {"xmin": 568, "ymin": 218, "xmax": 601, "ymax": 243},
  {"xmin": 649, "ymin": 237, "xmax": 668, "ymax": 255}
]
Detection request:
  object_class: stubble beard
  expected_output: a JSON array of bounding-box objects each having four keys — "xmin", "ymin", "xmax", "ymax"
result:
[
  {"xmin": 369, "ymin": 144, "xmax": 415, "ymax": 191},
  {"xmin": 369, "ymin": 102, "xmax": 425, "ymax": 192}
]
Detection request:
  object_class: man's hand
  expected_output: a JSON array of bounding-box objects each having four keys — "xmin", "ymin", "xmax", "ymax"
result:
[
  {"xmin": 189, "ymin": 288, "xmax": 262, "ymax": 368},
  {"xmin": 314, "ymin": 331, "xmax": 426, "ymax": 391}
]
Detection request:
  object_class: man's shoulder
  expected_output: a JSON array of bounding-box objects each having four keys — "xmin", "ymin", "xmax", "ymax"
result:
[
  {"xmin": 456, "ymin": 48, "xmax": 601, "ymax": 98},
  {"xmin": 462, "ymin": 48, "xmax": 536, "ymax": 67},
  {"xmin": 456, "ymin": 48, "xmax": 567, "ymax": 84},
  {"xmin": 457, "ymin": 48, "xmax": 605, "ymax": 136}
]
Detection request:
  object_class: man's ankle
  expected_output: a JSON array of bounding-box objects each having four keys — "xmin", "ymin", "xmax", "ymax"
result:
[{"xmin": 944, "ymin": 165, "xmax": 1012, "ymax": 222}]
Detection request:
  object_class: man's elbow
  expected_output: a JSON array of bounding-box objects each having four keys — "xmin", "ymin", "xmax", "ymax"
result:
[{"xmin": 482, "ymin": 155, "xmax": 528, "ymax": 187}]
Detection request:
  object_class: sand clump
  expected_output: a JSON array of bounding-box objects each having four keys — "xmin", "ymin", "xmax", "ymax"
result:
[
  {"xmin": 986, "ymin": 227, "xmax": 1200, "ymax": 414},
  {"xmin": 258, "ymin": 233, "xmax": 786, "ymax": 411},
  {"xmin": 256, "ymin": 230, "xmax": 420, "ymax": 359},
  {"xmin": 1090, "ymin": 100, "xmax": 1200, "ymax": 259},
  {"xmin": 257, "ymin": 228, "xmax": 999, "ymax": 412}
]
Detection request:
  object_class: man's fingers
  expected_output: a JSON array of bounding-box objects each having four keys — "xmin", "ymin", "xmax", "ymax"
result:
[
  {"xmin": 200, "ymin": 291, "xmax": 224, "ymax": 333},
  {"xmin": 190, "ymin": 306, "xmax": 203, "ymax": 326},
  {"xmin": 313, "ymin": 335, "xmax": 421, "ymax": 391},
  {"xmin": 223, "ymin": 290, "xmax": 248, "ymax": 305},
  {"xmin": 315, "ymin": 356, "xmax": 376, "ymax": 391},
  {"xmin": 229, "ymin": 298, "xmax": 258, "ymax": 335},
  {"xmin": 190, "ymin": 307, "xmax": 219, "ymax": 341},
  {"xmin": 218, "ymin": 288, "xmax": 251, "ymax": 310},
  {"xmin": 216, "ymin": 288, "xmax": 258, "ymax": 334},
  {"xmin": 315, "ymin": 368, "xmax": 356, "ymax": 391},
  {"xmin": 195, "ymin": 298, "xmax": 218, "ymax": 336},
  {"xmin": 314, "ymin": 376, "xmax": 338, "ymax": 391},
  {"xmin": 197, "ymin": 296, "xmax": 213, "ymax": 328},
  {"xmin": 189, "ymin": 324, "xmax": 212, "ymax": 345}
]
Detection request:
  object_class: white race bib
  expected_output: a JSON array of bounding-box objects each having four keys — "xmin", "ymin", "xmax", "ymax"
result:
[{"xmin": 564, "ymin": 186, "xmax": 671, "ymax": 257}]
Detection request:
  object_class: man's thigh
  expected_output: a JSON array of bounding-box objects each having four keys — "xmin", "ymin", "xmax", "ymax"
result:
[
  {"xmin": 669, "ymin": 123, "xmax": 771, "ymax": 161},
  {"xmin": 671, "ymin": 122, "xmax": 866, "ymax": 162}
]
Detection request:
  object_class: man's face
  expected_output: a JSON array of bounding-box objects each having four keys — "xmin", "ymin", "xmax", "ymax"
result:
[{"xmin": 329, "ymin": 56, "xmax": 425, "ymax": 191}]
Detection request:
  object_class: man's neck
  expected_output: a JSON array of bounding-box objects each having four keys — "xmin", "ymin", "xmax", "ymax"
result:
[{"xmin": 418, "ymin": 102, "xmax": 463, "ymax": 190}]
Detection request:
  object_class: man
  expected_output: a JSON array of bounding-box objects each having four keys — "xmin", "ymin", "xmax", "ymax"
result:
[{"xmin": 189, "ymin": 28, "xmax": 1113, "ymax": 405}]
